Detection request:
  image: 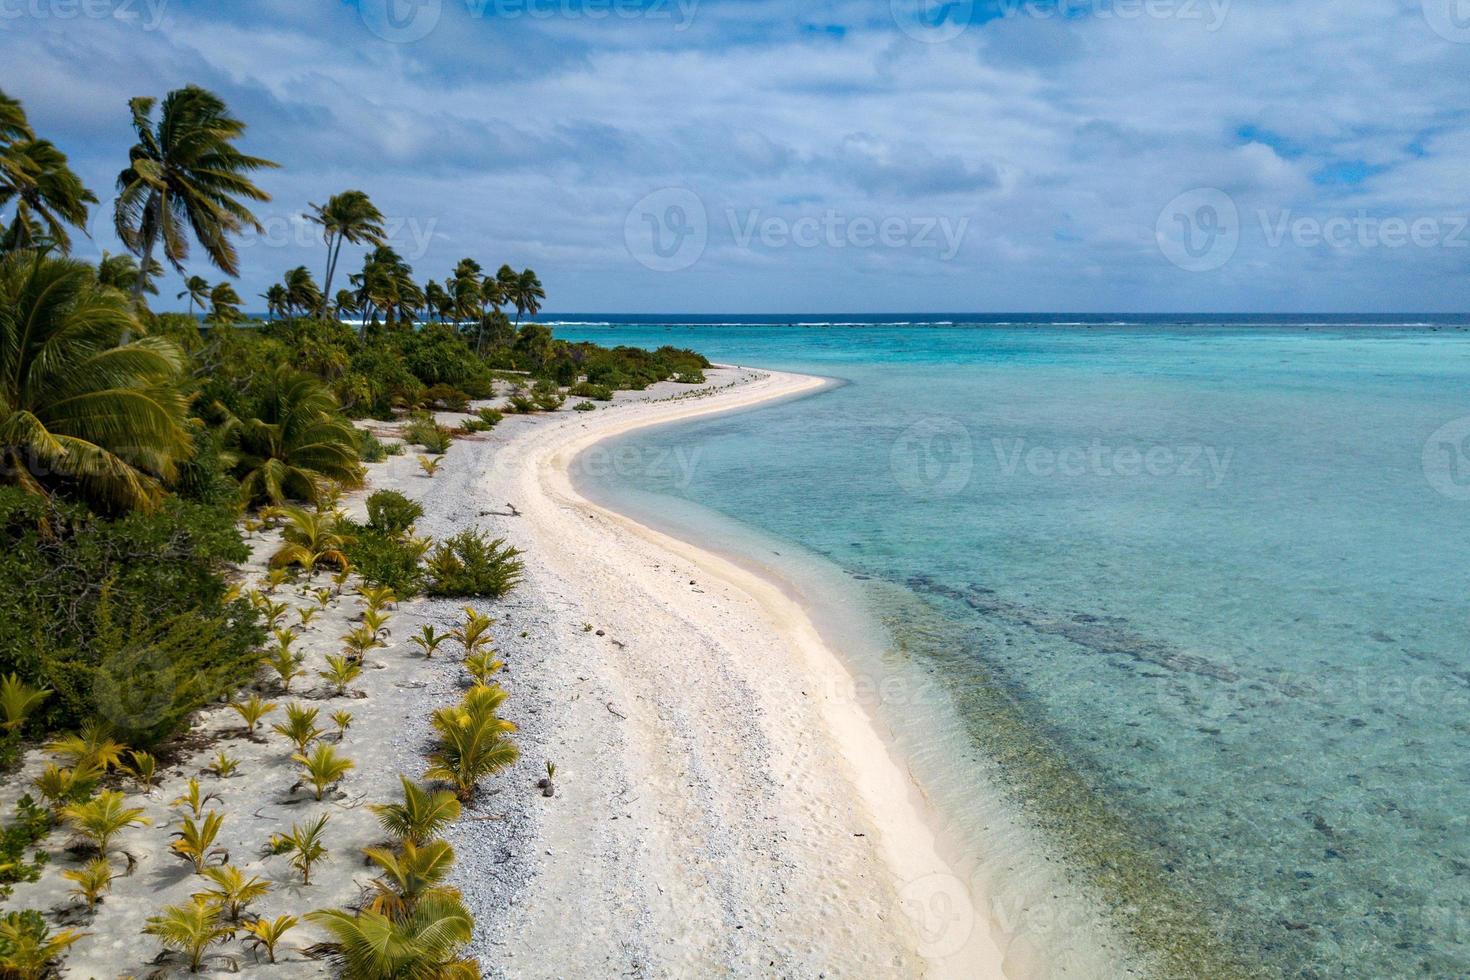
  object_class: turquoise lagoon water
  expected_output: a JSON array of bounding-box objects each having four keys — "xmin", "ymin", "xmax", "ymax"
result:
[{"xmin": 552, "ymin": 317, "xmax": 1470, "ymax": 978}]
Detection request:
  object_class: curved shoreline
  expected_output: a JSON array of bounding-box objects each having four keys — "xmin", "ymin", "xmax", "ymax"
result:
[{"xmin": 499, "ymin": 365, "xmax": 1012, "ymax": 977}]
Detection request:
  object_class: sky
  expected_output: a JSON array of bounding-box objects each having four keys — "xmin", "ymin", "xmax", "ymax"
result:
[{"xmin": 3, "ymin": 0, "xmax": 1469, "ymax": 313}]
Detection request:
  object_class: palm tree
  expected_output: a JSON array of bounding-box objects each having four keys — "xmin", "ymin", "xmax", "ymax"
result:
[
  {"xmin": 509, "ymin": 268, "xmax": 544, "ymax": 326},
  {"xmin": 281, "ymin": 266, "xmax": 322, "ymax": 318},
  {"xmin": 371, "ymin": 777, "xmax": 462, "ymax": 845},
  {"xmin": 422, "ymin": 280, "xmax": 448, "ymax": 323},
  {"xmin": 218, "ymin": 366, "xmax": 361, "ymax": 506},
  {"xmin": 0, "ymin": 251, "xmax": 192, "ymax": 511},
  {"xmin": 114, "ymin": 86, "xmax": 277, "ymax": 297},
  {"xmin": 307, "ymin": 190, "xmax": 386, "ymax": 310},
  {"xmin": 207, "ymin": 282, "xmax": 243, "ymax": 324},
  {"xmin": 306, "ymin": 893, "xmax": 477, "ymax": 980},
  {"xmin": 178, "ymin": 275, "xmax": 211, "ymax": 318},
  {"xmin": 261, "ymin": 284, "xmax": 288, "ymax": 321},
  {"xmin": 96, "ymin": 250, "xmax": 162, "ymax": 298},
  {"xmin": 362, "ymin": 839, "xmax": 459, "ymax": 919},
  {"xmin": 351, "ymin": 247, "xmax": 422, "ymax": 332},
  {"xmin": 0, "ymin": 90, "xmax": 96, "ymax": 254}
]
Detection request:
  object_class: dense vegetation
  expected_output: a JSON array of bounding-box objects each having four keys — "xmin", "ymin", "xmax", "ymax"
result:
[{"xmin": 0, "ymin": 83, "xmax": 707, "ymax": 977}]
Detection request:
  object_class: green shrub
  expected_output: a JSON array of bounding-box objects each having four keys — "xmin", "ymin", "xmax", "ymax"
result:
[
  {"xmin": 365, "ymin": 490, "xmax": 423, "ymax": 536},
  {"xmin": 0, "ymin": 797, "xmax": 51, "ymax": 899},
  {"xmin": 673, "ymin": 370, "xmax": 706, "ymax": 384},
  {"xmin": 355, "ymin": 428, "xmax": 389, "ymax": 463},
  {"xmin": 427, "ymin": 531, "xmax": 523, "ymax": 598},
  {"xmin": 342, "ymin": 525, "xmax": 426, "ymax": 597},
  {"xmin": 568, "ymin": 382, "xmax": 612, "ymax": 401},
  {"xmin": 572, "ymin": 401, "xmax": 596, "ymax": 412},
  {"xmin": 422, "ymin": 384, "xmax": 471, "ymax": 413},
  {"xmin": 403, "ymin": 415, "xmax": 453, "ymax": 454},
  {"xmin": 0, "ymin": 489, "xmax": 263, "ymax": 744},
  {"xmin": 506, "ymin": 392, "xmax": 536, "ymax": 414}
]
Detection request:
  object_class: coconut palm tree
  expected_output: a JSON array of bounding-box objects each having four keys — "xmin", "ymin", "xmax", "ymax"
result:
[
  {"xmin": 422, "ymin": 280, "xmax": 448, "ymax": 323},
  {"xmin": 426, "ymin": 684, "xmax": 518, "ymax": 802},
  {"xmin": 0, "ymin": 90, "xmax": 96, "ymax": 255},
  {"xmin": 178, "ymin": 275, "xmax": 211, "ymax": 318},
  {"xmin": 261, "ymin": 283, "xmax": 288, "ymax": 321},
  {"xmin": 96, "ymin": 250, "xmax": 162, "ymax": 299},
  {"xmin": 207, "ymin": 282, "xmax": 243, "ymax": 324},
  {"xmin": 218, "ymin": 366, "xmax": 360, "ymax": 506},
  {"xmin": 114, "ymin": 86, "xmax": 276, "ymax": 296},
  {"xmin": 362, "ymin": 839, "xmax": 459, "ymax": 919},
  {"xmin": 306, "ymin": 893, "xmax": 477, "ymax": 980},
  {"xmin": 0, "ymin": 251, "xmax": 192, "ymax": 511},
  {"xmin": 351, "ymin": 247, "xmax": 422, "ymax": 332},
  {"xmin": 509, "ymin": 268, "xmax": 544, "ymax": 326},
  {"xmin": 370, "ymin": 777, "xmax": 461, "ymax": 845},
  {"xmin": 307, "ymin": 190, "xmax": 386, "ymax": 309},
  {"xmin": 281, "ymin": 266, "xmax": 322, "ymax": 318}
]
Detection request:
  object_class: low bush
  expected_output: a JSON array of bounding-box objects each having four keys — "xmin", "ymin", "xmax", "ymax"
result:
[
  {"xmin": 422, "ymin": 384, "xmax": 471, "ymax": 413},
  {"xmin": 402, "ymin": 415, "xmax": 453, "ymax": 454},
  {"xmin": 673, "ymin": 370, "xmax": 706, "ymax": 384},
  {"xmin": 342, "ymin": 524, "xmax": 427, "ymax": 597},
  {"xmin": 365, "ymin": 491, "xmax": 424, "ymax": 536},
  {"xmin": 572, "ymin": 401, "xmax": 596, "ymax": 412},
  {"xmin": 568, "ymin": 381, "xmax": 613, "ymax": 401},
  {"xmin": 426, "ymin": 530, "xmax": 523, "ymax": 598},
  {"xmin": 0, "ymin": 797, "xmax": 51, "ymax": 899},
  {"xmin": 355, "ymin": 428, "xmax": 389, "ymax": 463},
  {"xmin": 461, "ymin": 407, "xmax": 504, "ymax": 434},
  {"xmin": 0, "ymin": 489, "xmax": 263, "ymax": 743}
]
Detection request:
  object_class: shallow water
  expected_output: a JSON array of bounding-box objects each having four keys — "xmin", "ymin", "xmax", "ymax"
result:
[{"xmin": 557, "ymin": 318, "xmax": 1470, "ymax": 978}]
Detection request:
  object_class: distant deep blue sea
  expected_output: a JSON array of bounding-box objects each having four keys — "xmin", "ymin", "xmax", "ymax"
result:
[{"xmin": 548, "ymin": 315, "xmax": 1470, "ymax": 978}]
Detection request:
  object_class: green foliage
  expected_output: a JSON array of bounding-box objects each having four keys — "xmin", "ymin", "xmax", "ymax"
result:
[
  {"xmin": 365, "ymin": 490, "xmax": 423, "ymax": 535},
  {"xmin": 426, "ymin": 683, "xmax": 519, "ymax": 802},
  {"xmin": 576, "ymin": 343, "xmax": 711, "ymax": 391},
  {"xmin": 219, "ymin": 366, "xmax": 363, "ymax": 507},
  {"xmin": 426, "ymin": 530, "xmax": 523, "ymax": 598},
  {"xmin": 568, "ymin": 381, "xmax": 613, "ymax": 401},
  {"xmin": 0, "ymin": 909, "xmax": 84, "ymax": 979},
  {"xmin": 572, "ymin": 401, "xmax": 596, "ymax": 413},
  {"xmin": 0, "ymin": 489, "xmax": 262, "ymax": 743},
  {"xmin": 0, "ymin": 796, "xmax": 52, "ymax": 900},
  {"xmin": 0, "ymin": 251, "xmax": 193, "ymax": 513},
  {"xmin": 355, "ymin": 427, "xmax": 389, "ymax": 463},
  {"xmin": 341, "ymin": 522, "xmax": 427, "ymax": 597},
  {"xmin": 421, "ymin": 384, "xmax": 471, "ymax": 413},
  {"xmin": 402, "ymin": 414, "xmax": 452, "ymax": 454}
]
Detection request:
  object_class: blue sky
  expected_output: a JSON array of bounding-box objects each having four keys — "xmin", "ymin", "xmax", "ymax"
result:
[{"xmin": 3, "ymin": 0, "xmax": 1469, "ymax": 312}]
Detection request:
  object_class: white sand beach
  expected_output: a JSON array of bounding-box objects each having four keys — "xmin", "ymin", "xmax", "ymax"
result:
[{"xmin": 1, "ymin": 366, "xmax": 1013, "ymax": 978}]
